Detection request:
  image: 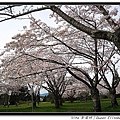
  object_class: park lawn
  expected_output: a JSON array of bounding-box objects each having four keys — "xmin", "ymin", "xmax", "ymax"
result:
[{"xmin": 0, "ymin": 98, "xmax": 120, "ymax": 112}]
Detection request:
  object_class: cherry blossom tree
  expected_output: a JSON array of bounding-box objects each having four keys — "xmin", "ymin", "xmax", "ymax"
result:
[
  {"xmin": 51, "ymin": 5, "xmax": 120, "ymax": 111},
  {"xmin": 42, "ymin": 68, "xmax": 69, "ymax": 108},
  {"xmin": 0, "ymin": 78, "xmax": 21, "ymax": 107},
  {"xmin": 99, "ymin": 59, "xmax": 120, "ymax": 107},
  {"xmin": 0, "ymin": 50, "xmax": 43, "ymax": 106},
  {"xmin": 0, "ymin": 68, "xmax": 21, "ymax": 106},
  {"xmin": 0, "ymin": 51, "xmax": 69, "ymax": 109},
  {"xmin": 1, "ymin": 16, "xmax": 103, "ymax": 111},
  {"xmin": 92, "ymin": 35, "xmax": 120, "ymax": 108},
  {"xmin": 0, "ymin": 16, "xmax": 106, "ymax": 112},
  {"xmin": 1, "ymin": 5, "xmax": 120, "ymax": 112},
  {"xmin": 27, "ymin": 82, "xmax": 41, "ymax": 109}
]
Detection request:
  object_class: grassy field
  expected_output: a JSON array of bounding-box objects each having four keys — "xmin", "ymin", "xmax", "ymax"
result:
[{"xmin": 0, "ymin": 98, "xmax": 120, "ymax": 112}]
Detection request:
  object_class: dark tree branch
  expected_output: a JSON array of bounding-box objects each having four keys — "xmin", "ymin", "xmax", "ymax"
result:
[
  {"xmin": 32, "ymin": 18, "xmax": 95, "ymax": 61},
  {"xmin": 98, "ymin": 83, "xmax": 109, "ymax": 90},
  {"xmin": 0, "ymin": 6, "xmax": 49, "ymax": 22},
  {"xmin": 8, "ymin": 66, "xmax": 64, "ymax": 80},
  {"xmin": 66, "ymin": 67, "xmax": 91, "ymax": 89},
  {"xmin": 0, "ymin": 5, "xmax": 22, "ymax": 11},
  {"xmin": 95, "ymin": 5, "xmax": 118, "ymax": 28},
  {"xmin": 49, "ymin": 6, "xmax": 114, "ymax": 41},
  {"xmin": 0, "ymin": 13, "xmax": 14, "ymax": 17},
  {"xmin": 24, "ymin": 53, "xmax": 65, "ymax": 66}
]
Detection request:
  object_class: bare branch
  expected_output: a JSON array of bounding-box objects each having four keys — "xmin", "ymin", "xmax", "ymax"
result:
[
  {"xmin": 0, "ymin": 6, "xmax": 49, "ymax": 22},
  {"xmin": 66, "ymin": 67, "xmax": 91, "ymax": 89},
  {"xmin": 95, "ymin": 5, "xmax": 118, "ymax": 29},
  {"xmin": 0, "ymin": 5, "xmax": 23, "ymax": 11}
]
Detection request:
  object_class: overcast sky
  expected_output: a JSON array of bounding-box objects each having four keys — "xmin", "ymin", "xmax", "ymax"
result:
[{"xmin": 0, "ymin": 8, "xmax": 57, "ymax": 52}]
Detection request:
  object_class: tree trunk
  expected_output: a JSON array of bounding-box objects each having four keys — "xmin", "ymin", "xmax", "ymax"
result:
[
  {"xmin": 70, "ymin": 97, "xmax": 74, "ymax": 103},
  {"xmin": 54, "ymin": 95, "xmax": 60, "ymax": 108},
  {"xmin": 33, "ymin": 100, "xmax": 36, "ymax": 107},
  {"xmin": 109, "ymin": 88, "xmax": 118, "ymax": 108},
  {"xmin": 37, "ymin": 95, "xmax": 40, "ymax": 106},
  {"xmin": 91, "ymin": 87, "xmax": 102, "ymax": 112},
  {"xmin": 85, "ymin": 96, "xmax": 87, "ymax": 102},
  {"xmin": 54, "ymin": 97, "xmax": 60, "ymax": 108},
  {"xmin": 59, "ymin": 97, "xmax": 63, "ymax": 106},
  {"xmin": 33, "ymin": 94, "xmax": 36, "ymax": 107}
]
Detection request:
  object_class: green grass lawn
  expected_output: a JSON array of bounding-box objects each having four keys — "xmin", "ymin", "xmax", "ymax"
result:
[{"xmin": 1, "ymin": 98, "xmax": 120, "ymax": 112}]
